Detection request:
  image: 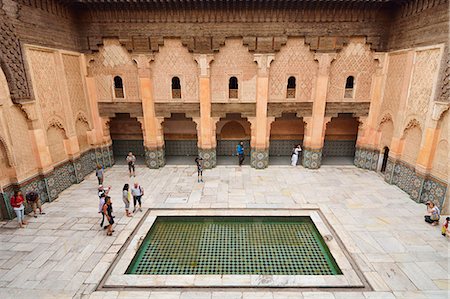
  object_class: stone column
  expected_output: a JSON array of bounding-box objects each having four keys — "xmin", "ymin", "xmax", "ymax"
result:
[
  {"xmin": 251, "ymin": 54, "xmax": 274, "ymax": 169},
  {"xmin": 194, "ymin": 54, "xmax": 216, "ymax": 168},
  {"xmin": 302, "ymin": 53, "xmax": 335, "ymax": 169},
  {"xmin": 134, "ymin": 54, "xmax": 165, "ymax": 168},
  {"xmin": 354, "ymin": 54, "xmax": 387, "ymax": 171}
]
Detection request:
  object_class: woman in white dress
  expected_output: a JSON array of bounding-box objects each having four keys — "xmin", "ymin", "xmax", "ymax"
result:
[{"xmin": 291, "ymin": 144, "xmax": 302, "ymax": 166}]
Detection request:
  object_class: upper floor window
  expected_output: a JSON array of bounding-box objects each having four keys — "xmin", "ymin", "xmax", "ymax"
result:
[
  {"xmin": 229, "ymin": 76, "xmax": 238, "ymax": 99},
  {"xmin": 114, "ymin": 76, "xmax": 124, "ymax": 98},
  {"xmin": 344, "ymin": 76, "xmax": 354, "ymax": 98},
  {"xmin": 287, "ymin": 76, "xmax": 296, "ymax": 98},
  {"xmin": 172, "ymin": 77, "xmax": 181, "ymax": 99}
]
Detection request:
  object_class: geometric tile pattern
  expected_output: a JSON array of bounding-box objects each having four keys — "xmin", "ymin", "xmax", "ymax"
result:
[
  {"xmin": 354, "ymin": 147, "xmax": 379, "ymax": 171},
  {"xmin": 269, "ymin": 140, "xmax": 303, "ymax": 156},
  {"xmin": 126, "ymin": 216, "xmax": 341, "ymax": 275},
  {"xmin": 323, "ymin": 140, "xmax": 356, "ymax": 157},
  {"xmin": 145, "ymin": 147, "xmax": 166, "ymax": 169},
  {"xmin": 198, "ymin": 148, "xmax": 217, "ymax": 169},
  {"xmin": 164, "ymin": 140, "xmax": 198, "ymax": 156},
  {"xmin": 250, "ymin": 149, "xmax": 269, "ymax": 169},
  {"xmin": 216, "ymin": 140, "xmax": 250, "ymax": 157},
  {"xmin": 302, "ymin": 147, "xmax": 322, "ymax": 169}
]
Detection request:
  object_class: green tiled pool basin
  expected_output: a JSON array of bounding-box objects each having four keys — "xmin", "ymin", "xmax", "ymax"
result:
[{"xmin": 126, "ymin": 216, "xmax": 341, "ymax": 275}]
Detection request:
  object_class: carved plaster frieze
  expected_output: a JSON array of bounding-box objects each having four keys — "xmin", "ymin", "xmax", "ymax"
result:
[{"xmin": 432, "ymin": 101, "xmax": 450, "ymax": 121}]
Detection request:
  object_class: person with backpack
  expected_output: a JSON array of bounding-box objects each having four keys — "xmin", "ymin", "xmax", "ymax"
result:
[
  {"xmin": 10, "ymin": 190, "xmax": 27, "ymax": 228},
  {"xmin": 131, "ymin": 182, "xmax": 144, "ymax": 213},
  {"xmin": 291, "ymin": 144, "xmax": 302, "ymax": 166},
  {"xmin": 95, "ymin": 164, "xmax": 104, "ymax": 185},
  {"xmin": 236, "ymin": 141, "xmax": 245, "ymax": 166},
  {"xmin": 26, "ymin": 191, "xmax": 45, "ymax": 218},
  {"xmin": 195, "ymin": 157, "xmax": 204, "ymax": 183}
]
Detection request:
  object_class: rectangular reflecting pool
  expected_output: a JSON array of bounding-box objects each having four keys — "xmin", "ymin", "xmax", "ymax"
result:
[{"xmin": 126, "ymin": 216, "xmax": 341, "ymax": 276}]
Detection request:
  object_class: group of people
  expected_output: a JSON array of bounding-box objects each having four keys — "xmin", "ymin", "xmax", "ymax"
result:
[
  {"xmin": 95, "ymin": 152, "xmax": 143, "ymax": 236},
  {"xmin": 9, "ymin": 190, "xmax": 45, "ymax": 228},
  {"xmin": 423, "ymin": 200, "xmax": 450, "ymax": 237}
]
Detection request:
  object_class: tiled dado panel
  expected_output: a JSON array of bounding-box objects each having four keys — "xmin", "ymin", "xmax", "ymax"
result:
[
  {"xmin": 302, "ymin": 148, "xmax": 322, "ymax": 169},
  {"xmin": 112, "ymin": 140, "xmax": 145, "ymax": 158},
  {"xmin": 217, "ymin": 140, "xmax": 251, "ymax": 157},
  {"xmin": 269, "ymin": 140, "xmax": 303, "ymax": 156},
  {"xmin": 354, "ymin": 147, "xmax": 380, "ymax": 171},
  {"xmin": 323, "ymin": 140, "xmax": 357, "ymax": 157},
  {"xmin": 145, "ymin": 147, "xmax": 166, "ymax": 169},
  {"xmin": 199, "ymin": 148, "xmax": 217, "ymax": 169},
  {"xmin": 384, "ymin": 159, "xmax": 448, "ymax": 208},
  {"xmin": 251, "ymin": 149, "xmax": 269, "ymax": 169},
  {"xmin": 0, "ymin": 146, "xmax": 114, "ymax": 220},
  {"xmin": 164, "ymin": 140, "xmax": 198, "ymax": 156}
]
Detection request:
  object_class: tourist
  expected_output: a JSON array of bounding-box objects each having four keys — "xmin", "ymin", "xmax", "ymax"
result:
[
  {"xmin": 98, "ymin": 185, "xmax": 111, "ymax": 228},
  {"xmin": 291, "ymin": 144, "xmax": 302, "ymax": 166},
  {"xmin": 126, "ymin": 152, "xmax": 136, "ymax": 177},
  {"xmin": 236, "ymin": 141, "xmax": 245, "ymax": 166},
  {"xmin": 424, "ymin": 201, "xmax": 440, "ymax": 226},
  {"xmin": 95, "ymin": 164, "xmax": 104, "ymax": 185},
  {"xmin": 195, "ymin": 157, "xmax": 204, "ymax": 183},
  {"xmin": 26, "ymin": 191, "xmax": 45, "ymax": 218},
  {"xmin": 102, "ymin": 196, "xmax": 114, "ymax": 236},
  {"xmin": 10, "ymin": 190, "xmax": 27, "ymax": 228},
  {"xmin": 131, "ymin": 182, "xmax": 144, "ymax": 213},
  {"xmin": 122, "ymin": 184, "xmax": 132, "ymax": 217},
  {"xmin": 442, "ymin": 217, "xmax": 450, "ymax": 237}
]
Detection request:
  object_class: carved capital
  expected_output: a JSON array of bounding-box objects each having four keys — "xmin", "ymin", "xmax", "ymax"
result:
[
  {"xmin": 193, "ymin": 54, "xmax": 214, "ymax": 77},
  {"xmin": 18, "ymin": 101, "xmax": 38, "ymax": 121},
  {"xmin": 253, "ymin": 53, "xmax": 275, "ymax": 76},
  {"xmin": 314, "ymin": 53, "xmax": 336, "ymax": 76},
  {"xmin": 432, "ymin": 102, "xmax": 450, "ymax": 121},
  {"xmin": 132, "ymin": 54, "xmax": 154, "ymax": 78}
]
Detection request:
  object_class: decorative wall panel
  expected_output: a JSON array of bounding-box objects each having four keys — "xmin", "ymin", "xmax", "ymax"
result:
[
  {"xmin": 164, "ymin": 140, "xmax": 198, "ymax": 156},
  {"xmin": 323, "ymin": 140, "xmax": 356, "ymax": 157},
  {"xmin": 62, "ymin": 54, "xmax": 89, "ymax": 121},
  {"xmin": 269, "ymin": 38, "xmax": 317, "ymax": 102},
  {"xmin": 302, "ymin": 148, "xmax": 322, "ymax": 169},
  {"xmin": 354, "ymin": 147, "xmax": 379, "ymax": 171},
  {"xmin": 380, "ymin": 52, "xmax": 408, "ymax": 115},
  {"xmin": 269, "ymin": 140, "xmax": 303, "ymax": 156},
  {"xmin": 152, "ymin": 39, "xmax": 198, "ymax": 102},
  {"xmin": 328, "ymin": 39, "xmax": 377, "ymax": 102}
]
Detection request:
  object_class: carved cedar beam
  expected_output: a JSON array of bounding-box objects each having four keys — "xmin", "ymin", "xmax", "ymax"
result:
[{"xmin": 325, "ymin": 102, "xmax": 371, "ymax": 118}]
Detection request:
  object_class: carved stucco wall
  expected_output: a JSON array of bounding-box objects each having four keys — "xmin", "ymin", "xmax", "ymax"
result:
[
  {"xmin": 431, "ymin": 110, "xmax": 448, "ymax": 181},
  {"xmin": 47, "ymin": 125, "xmax": 68, "ymax": 164},
  {"xmin": 27, "ymin": 48, "xmax": 67, "ymax": 129},
  {"xmin": 62, "ymin": 53, "xmax": 91, "ymax": 124},
  {"xmin": 379, "ymin": 119, "xmax": 394, "ymax": 150},
  {"xmin": 269, "ymin": 38, "xmax": 317, "ymax": 102},
  {"xmin": 88, "ymin": 39, "xmax": 140, "ymax": 102},
  {"xmin": 0, "ymin": 141, "xmax": 9, "ymax": 181},
  {"xmin": 405, "ymin": 47, "xmax": 442, "ymax": 124},
  {"xmin": 379, "ymin": 52, "xmax": 409, "ymax": 127},
  {"xmin": 402, "ymin": 125, "xmax": 422, "ymax": 165},
  {"xmin": 328, "ymin": 38, "xmax": 377, "ymax": 102},
  {"xmin": 211, "ymin": 39, "xmax": 257, "ymax": 103},
  {"xmin": 76, "ymin": 118, "xmax": 90, "ymax": 152},
  {"xmin": 152, "ymin": 39, "xmax": 198, "ymax": 103},
  {"xmin": 0, "ymin": 67, "xmax": 37, "ymax": 180}
]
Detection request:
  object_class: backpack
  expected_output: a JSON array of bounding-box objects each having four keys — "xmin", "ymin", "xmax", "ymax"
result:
[{"xmin": 26, "ymin": 191, "xmax": 38, "ymax": 202}]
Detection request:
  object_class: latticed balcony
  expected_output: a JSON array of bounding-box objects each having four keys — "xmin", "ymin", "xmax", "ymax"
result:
[
  {"xmin": 114, "ymin": 88, "xmax": 124, "ymax": 99},
  {"xmin": 172, "ymin": 89, "xmax": 181, "ymax": 99},
  {"xmin": 286, "ymin": 88, "xmax": 296, "ymax": 98},
  {"xmin": 229, "ymin": 89, "xmax": 238, "ymax": 99}
]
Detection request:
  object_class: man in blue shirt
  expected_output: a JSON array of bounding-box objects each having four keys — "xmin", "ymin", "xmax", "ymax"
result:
[{"xmin": 236, "ymin": 141, "xmax": 245, "ymax": 166}]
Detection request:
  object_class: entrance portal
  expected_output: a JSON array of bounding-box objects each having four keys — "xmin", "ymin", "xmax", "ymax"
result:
[
  {"xmin": 322, "ymin": 114, "xmax": 359, "ymax": 165},
  {"xmin": 216, "ymin": 114, "xmax": 251, "ymax": 165},
  {"xmin": 269, "ymin": 113, "xmax": 304, "ymax": 165},
  {"xmin": 381, "ymin": 147, "xmax": 389, "ymax": 173},
  {"xmin": 110, "ymin": 113, "xmax": 145, "ymax": 164},
  {"xmin": 162, "ymin": 113, "xmax": 198, "ymax": 165}
]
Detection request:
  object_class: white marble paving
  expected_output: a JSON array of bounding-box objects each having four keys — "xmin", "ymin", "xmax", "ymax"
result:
[{"xmin": 0, "ymin": 165, "xmax": 448, "ymax": 299}]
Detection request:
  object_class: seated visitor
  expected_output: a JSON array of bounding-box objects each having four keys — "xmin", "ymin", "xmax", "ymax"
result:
[{"xmin": 424, "ymin": 201, "xmax": 440, "ymax": 226}]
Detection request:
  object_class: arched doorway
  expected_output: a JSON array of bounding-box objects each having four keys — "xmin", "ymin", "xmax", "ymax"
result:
[
  {"xmin": 216, "ymin": 113, "xmax": 251, "ymax": 165},
  {"xmin": 323, "ymin": 113, "xmax": 359, "ymax": 165},
  {"xmin": 269, "ymin": 113, "xmax": 304, "ymax": 165},
  {"xmin": 110, "ymin": 113, "xmax": 144, "ymax": 164},
  {"xmin": 162, "ymin": 113, "xmax": 198, "ymax": 164},
  {"xmin": 381, "ymin": 146, "xmax": 389, "ymax": 173}
]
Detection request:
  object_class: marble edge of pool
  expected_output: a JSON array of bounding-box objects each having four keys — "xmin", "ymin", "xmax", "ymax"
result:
[{"xmin": 104, "ymin": 209, "xmax": 365, "ymax": 289}]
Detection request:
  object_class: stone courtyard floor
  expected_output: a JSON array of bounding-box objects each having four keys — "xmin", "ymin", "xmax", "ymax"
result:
[{"xmin": 0, "ymin": 165, "xmax": 449, "ymax": 299}]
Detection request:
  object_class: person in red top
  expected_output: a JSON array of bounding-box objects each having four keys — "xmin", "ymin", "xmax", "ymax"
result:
[{"xmin": 10, "ymin": 190, "xmax": 27, "ymax": 228}]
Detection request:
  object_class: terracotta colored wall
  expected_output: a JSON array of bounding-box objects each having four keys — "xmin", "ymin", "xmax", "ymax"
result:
[
  {"xmin": 270, "ymin": 119, "xmax": 305, "ymax": 140},
  {"xmin": 163, "ymin": 119, "xmax": 197, "ymax": 140},
  {"xmin": 109, "ymin": 114, "xmax": 143, "ymax": 141},
  {"xmin": 325, "ymin": 117, "xmax": 359, "ymax": 141}
]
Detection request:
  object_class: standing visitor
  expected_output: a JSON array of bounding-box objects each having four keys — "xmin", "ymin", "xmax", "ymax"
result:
[
  {"xmin": 291, "ymin": 144, "xmax": 302, "ymax": 166},
  {"xmin": 195, "ymin": 157, "xmax": 204, "ymax": 183},
  {"xmin": 131, "ymin": 182, "xmax": 144, "ymax": 213},
  {"xmin": 95, "ymin": 164, "xmax": 104, "ymax": 185},
  {"xmin": 122, "ymin": 184, "xmax": 132, "ymax": 217},
  {"xmin": 424, "ymin": 201, "xmax": 440, "ymax": 226},
  {"xmin": 26, "ymin": 191, "xmax": 45, "ymax": 218},
  {"xmin": 10, "ymin": 190, "xmax": 27, "ymax": 228},
  {"xmin": 442, "ymin": 217, "xmax": 450, "ymax": 237},
  {"xmin": 236, "ymin": 141, "xmax": 245, "ymax": 166},
  {"xmin": 102, "ymin": 196, "xmax": 115, "ymax": 236},
  {"xmin": 98, "ymin": 185, "xmax": 111, "ymax": 228},
  {"xmin": 126, "ymin": 152, "xmax": 136, "ymax": 177}
]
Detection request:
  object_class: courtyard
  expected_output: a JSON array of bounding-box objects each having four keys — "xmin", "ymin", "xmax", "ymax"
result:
[{"xmin": 0, "ymin": 164, "xmax": 448, "ymax": 299}]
